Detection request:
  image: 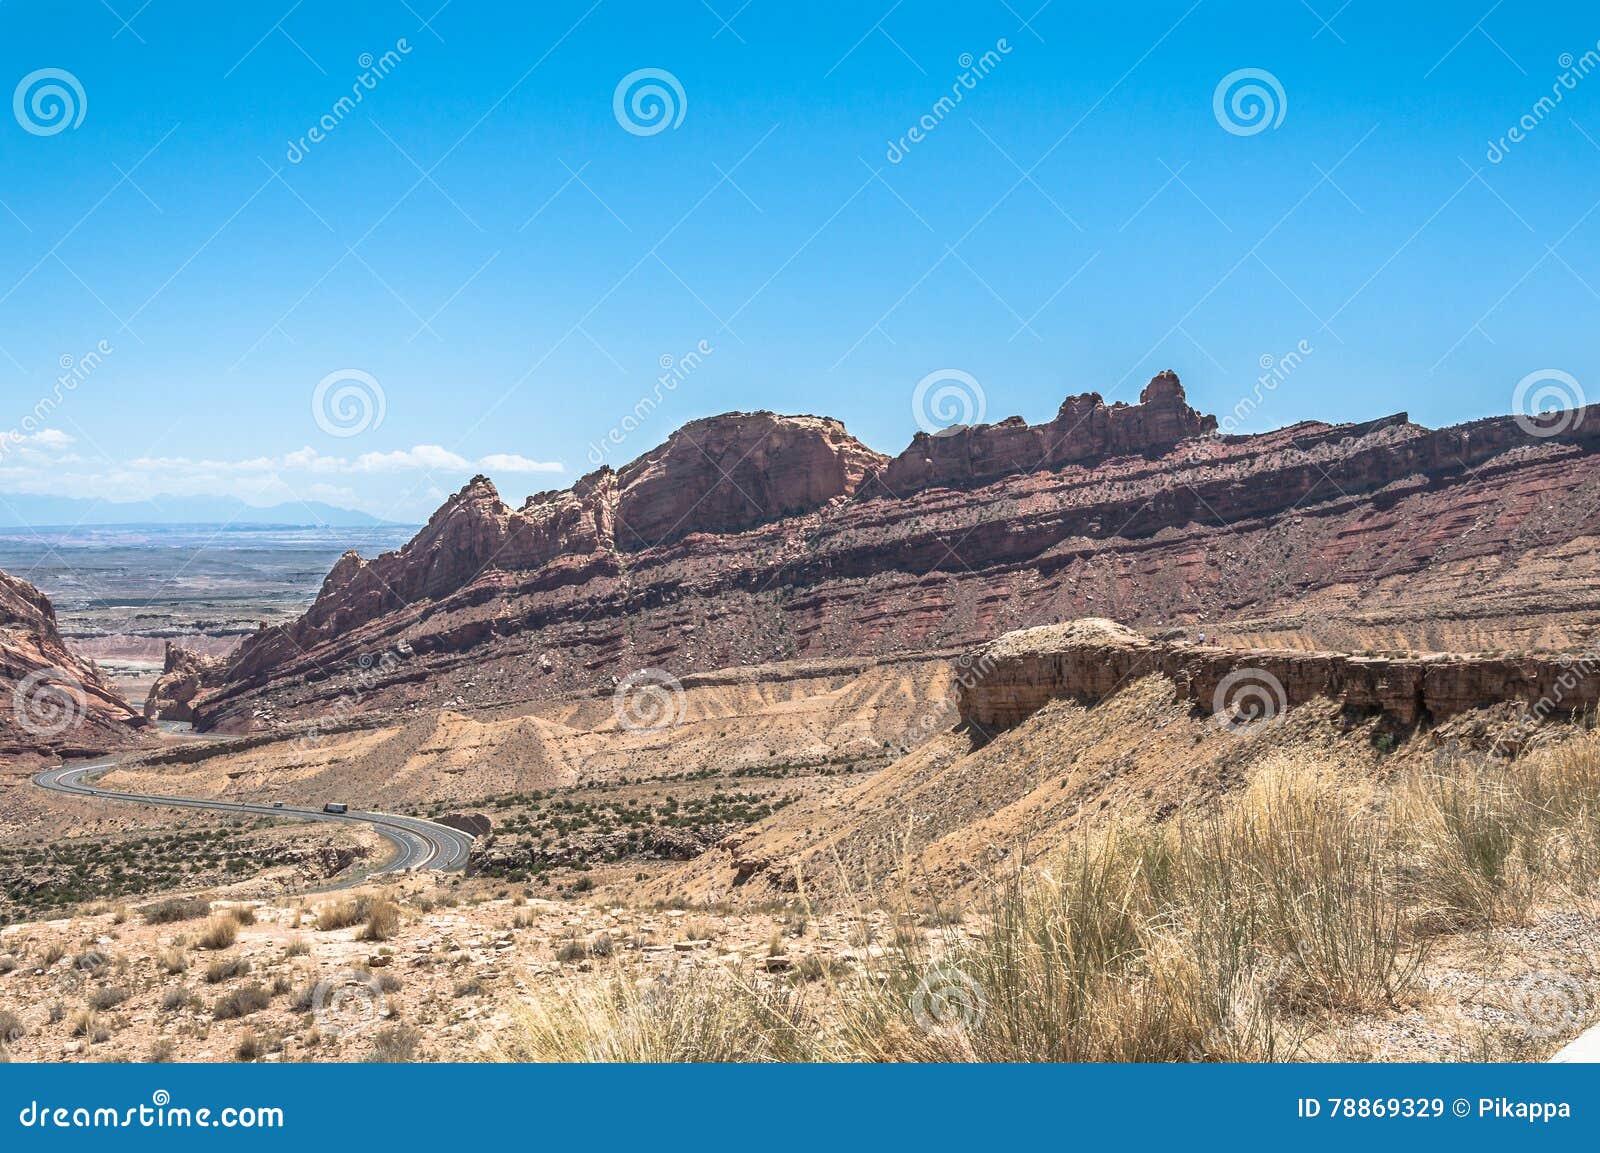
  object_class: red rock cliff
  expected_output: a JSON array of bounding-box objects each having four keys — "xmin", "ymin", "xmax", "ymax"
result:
[
  {"xmin": 187, "ymin": 372, "xmax": 1600, "ymax": 733},
  {"xmin": 2, "ymin": 568, "xmax": 148, "ymax": 758}
]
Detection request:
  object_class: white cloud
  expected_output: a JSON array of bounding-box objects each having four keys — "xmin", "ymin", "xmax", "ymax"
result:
[
  {"xmin": 351, "ymin": 445, "xmax": 473, "ymax": 473},
  {"xmin": 0, "ymin": 443, "xmax": 568, "ymax": 521},
  {"xmin": 478, "ymin": 452, "xmax": 564, "ymax": 474},
  {"xmin": 29, "ymin": 429, "xmax": 74, "ymax": 449}
]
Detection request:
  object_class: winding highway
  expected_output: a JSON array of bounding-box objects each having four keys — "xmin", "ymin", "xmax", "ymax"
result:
[{"xmin": 33, "ymin": 759, "xmax": 475, "ymax": 878}]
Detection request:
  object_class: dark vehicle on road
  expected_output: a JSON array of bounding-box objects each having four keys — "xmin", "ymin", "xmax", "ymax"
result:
[{"xmin": 323, "ymin": 802, "xmax": 348, "ymax": 814}]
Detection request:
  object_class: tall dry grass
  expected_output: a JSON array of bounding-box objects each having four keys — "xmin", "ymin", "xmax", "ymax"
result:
[{"xmin": 498, "ymin": 734, "xmax": 1600, "ymax": 1062}]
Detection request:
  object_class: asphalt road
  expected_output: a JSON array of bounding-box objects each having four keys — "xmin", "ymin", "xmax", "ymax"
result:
[{"xmin": 33, "ymin": 759, "xmax": 475, "ymax": 877}]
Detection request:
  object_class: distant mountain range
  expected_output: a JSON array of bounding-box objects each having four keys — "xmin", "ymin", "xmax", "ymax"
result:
[{"xmin": 0, "ymin": 492, "xmax": 398, "ymax": 528}]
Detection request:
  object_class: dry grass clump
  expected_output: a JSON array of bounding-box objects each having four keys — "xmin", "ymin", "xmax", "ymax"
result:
[
  {"xmin": 1391, "ymin": 740, "xmax": 1600, "ymax": 931},
  {"xmin": 369, "ymin": 1024, "xmax": 422, "ymax": 1062},
  {"xmin": 197, "ymin": 916, "xmax": 239, "ymax": 950},
  {"xmin": 359, "ymin": 900, "xmax": 400, "ymax": 941},
  {"xmin": 500, "ymin": 735, "xmax": 1600, "ymax": 1063},
  {"xmin": 0, "ymin": 1010, "xmax": 23, "ymax": 1044},
  {"xmin": 499, "ymin": 965, "xmax": 820, "ymax": 1062},
  {"xmin": 158, "ymin": 947, "xmax": 188, "ymax": 975},
  {"xmin": 315, "ymin": 896, "xmax": 372, "ymax": 932}
]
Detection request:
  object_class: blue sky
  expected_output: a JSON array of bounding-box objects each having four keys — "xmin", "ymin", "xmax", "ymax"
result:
[{"xmin": 1, "ymin": 0, "xmax": 1597, "ymax": 521}]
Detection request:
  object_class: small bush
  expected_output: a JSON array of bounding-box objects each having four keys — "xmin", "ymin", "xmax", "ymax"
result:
[
  {"xmin": 369, "ymin": 1024, "xmax": 421, "ymax": 1062},
  {"xmin": 88, "ymin": 985, "xmax": 130, "ymax": 1011},
  {"xmin": 235, "ymin": 1032, "xmax": 262, "ymax": 1061},
  {"xmin": 0, "ymin": 1010, "xmax": 23, "ymax": 1044},
  {"xmin": 287, "ymin": 983, "xmax": 318, "ymax": 1013},
  {"xmin": 158, "ymin": 948, "xmax": 188, "ymax": 975},
  {"xmin": 284, "ymin": 939, "xmax": 310, "ymax": 958},
  {"xmin": 141, "ymin": 896, "xmax": 211, "ymax": 925},
  {"xmin": 205, "ymin": 957, "xmax": 251, "ymax": 984},
  {"xmin": 161, "ymin": 987, "xmax": 189, "ymax": 1012},
  {"xmin": 213, "ymin": 984, "xmax": 271, "ymax": 1021},
  {"xmin": 148, "ymin": 1040, "xmax": 175, "ymax": 1063}
]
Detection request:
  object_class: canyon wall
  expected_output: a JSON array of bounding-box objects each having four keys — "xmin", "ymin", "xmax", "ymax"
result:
[
  {"xmin": 2, "ymin": 568, "xmax": 148, "ymax": 760},
  {"xmin": 957, "ymin": 618, "xmax": 1598, "ymax": 737},
  {"xmin": 174, "ymin": 372, "xmax": 1600, "ymax": 733}
]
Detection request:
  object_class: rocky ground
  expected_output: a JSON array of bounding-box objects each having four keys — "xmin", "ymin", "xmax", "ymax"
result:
[{"xmin": 0, "ymin": 868, "xmax": 1593, "ymax": 1063}]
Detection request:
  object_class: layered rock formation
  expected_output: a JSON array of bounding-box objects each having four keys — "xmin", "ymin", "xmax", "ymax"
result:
[
  {"xmin": 174, "ymin": 372, "xmax": 1600, "ymax": 733},
  {"xmin": 958, "ymin": 617, "xmax": 1598, "ymax": 735},
  {"xmin": 2, "ymin": 568, "xmax": 148, "ymax": 759},
  {"xmin": 874, "ymin": 370, "xmax": 1214, "ymax": 494},
  {"xmin": 144, "ymin": 642, "xmax": 225, "ymax": 724}
]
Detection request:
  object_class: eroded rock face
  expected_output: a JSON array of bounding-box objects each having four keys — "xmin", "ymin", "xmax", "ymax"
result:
[
  {"xmin": 188, "ymin": 372, "xmax": 1600, "ymax": 733},
  {"xmin": 144, "ymin": 642, "xmax": 224, "ymax": 723},
  {"xmin": 1, "ymin": 568, "xmax": 147, "ymax": 758},
  {"xmin": 957, "ymin": 618, "xmax": 1600, "ymax": 733},
  {"xmin": 614, "ymin": 412, "xmax": 885, "ymax": 547},
  {"xmin": 873, "ymin": 370, "xmax": 1216, "ymax": 495}
]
